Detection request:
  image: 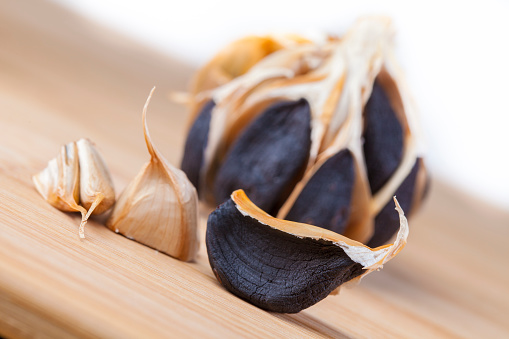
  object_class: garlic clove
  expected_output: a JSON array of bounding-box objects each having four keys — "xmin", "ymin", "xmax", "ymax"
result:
[
  {"xmin": 107, "ymin": 88, "xmax": 199, "ymax": 262},
  {"xmin": 180, "ymin": 99, "xmax": 215, "ymax": 194},
  {"xmin": 213, "ymin": 99, "xmax": 312, "ymax": 215},
  {"xmin": 283, "ymin": 149, "xmax": 355, "ymax": 235},
  {"xmin": 33, "ymin": 142, "xmax": 85, "ymax": 214},
  {"xmin": 206, "ymin": 189, "xmax": 408, "ymax": 313},
  {"xmin": 34, "ymin": 139, "xmax": 115, "ymax": 238}
]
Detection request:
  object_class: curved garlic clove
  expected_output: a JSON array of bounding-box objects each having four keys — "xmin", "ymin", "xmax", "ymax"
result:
[
  {"xmin": 213, "ymin": 99, "xmax": 312, "ymax": 214},
  {"xmin": 283, "ymin": 149, "xmax": 355, "ymax": 234},
  {"xmin": 107, "ymin": 88, "xmax": 199, "ymax": 262},
  {"xmin": 181, "ymin": 99, "xmax": 215, "ymax": 194},
  {"xmin": 207, "ymin": 189, "xmax": 408, "ymax": 313},
  {"xmin": 362, "ymin": 81, "xmax": 405, "ymax": 195}
]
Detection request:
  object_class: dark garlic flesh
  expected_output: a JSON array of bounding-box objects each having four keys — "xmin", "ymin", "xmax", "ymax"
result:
[
  {"xmin": 367, "ymin": 158, "xmax": 423, "ymax": 247},
  {"xmin": 213, "ymin": 99, "xmax": 311, "ymax": 215},
  {"xmin": 181, "ymin": 99, "xmax": 215, "ymax": 194},
  {"xmin": 207, "ymin": 190, "xmax": 409, "ymax": 313},
  {"xmin": 285, "ymin": 149, "xmax": 354, "ymax": 234},
  {"xmin": 362, "ymin": 81, "xmax": 404, "ymax": 195}
]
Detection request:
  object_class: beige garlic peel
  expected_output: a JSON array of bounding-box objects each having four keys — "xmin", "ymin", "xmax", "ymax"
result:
[
  {"xmin": 106, "ymin": 88, "xmax": 199, "ymax": 262},
  {"xmin": 33, "ymin": 139, "xmax": 115, "ymax": 238}
]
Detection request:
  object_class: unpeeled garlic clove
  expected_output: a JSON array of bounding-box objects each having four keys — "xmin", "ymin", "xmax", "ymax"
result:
[
  {"xmin": 207, "ymin": 189, "xmax": 409, "ymax": 313},
  {"xmin": 106, "ymin": 88, "xmax": 199, "ymax": 262},
  {"xmin": 33, "ymin": 139, "xmax": 115, "ymax": 238}
]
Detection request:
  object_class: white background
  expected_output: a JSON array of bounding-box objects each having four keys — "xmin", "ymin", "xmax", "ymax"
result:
[{"xmin": 52, "ymin": 0, "xmax": 509, "ymax": 210}]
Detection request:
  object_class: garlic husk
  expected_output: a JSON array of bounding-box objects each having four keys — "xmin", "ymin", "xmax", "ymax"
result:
[
  {"xmin": 198, "ymin": 42, "xmax": 342, "ymax": 203},
  {"xmin": 107, "ymin": 88, "xmax": 199, "ymax": 262},
  {"xmin": 189, "ymin": 34, "xmax": 312, "ymax": 120},
  {"xmin": 33, "ymin": 141, "xmax": 84, "ymax": 213},
  {"xmin": 33, "ymin": 139, "xmax": 115, "ymax": 238},
  {"xmin": 76, "ymin": 138, "xmax": 115, "ymax": 214},
  {"xmin": 75, "ymin": 138, "xmax": 116, "ymax": 238}
]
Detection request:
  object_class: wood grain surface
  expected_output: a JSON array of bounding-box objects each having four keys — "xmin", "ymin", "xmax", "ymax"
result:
[{"xmin": 0, "ymin": 1, "xmax": 508, "ymax": 338}]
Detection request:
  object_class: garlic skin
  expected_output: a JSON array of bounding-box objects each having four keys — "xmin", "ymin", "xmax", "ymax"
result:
[
  {"xmin": 76, "ymin": 138, "xmax": 115, "ymax": 214},
  {"xmin": 189, "ymin": 35, "xmax": 311, "ymax": 118},
  {"xmin": 33, "ymin": 139, "xmax": 115, "ymax": 238},
  {"xmin": 107, "ymin": 88, "xmax": 199, "ymax": 262},
  {"xmin": 75, "ymin": 138, "xmax": 116, "ymax": 238},
  {"xmin": 33, "ymin": 141, "xmax": 84, "ymax": 213}
]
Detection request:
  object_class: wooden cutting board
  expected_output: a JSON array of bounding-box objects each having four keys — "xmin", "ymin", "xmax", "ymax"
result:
[{"xmin": 1, "ymin": 1, "xmax": 508, "ymax": 338}]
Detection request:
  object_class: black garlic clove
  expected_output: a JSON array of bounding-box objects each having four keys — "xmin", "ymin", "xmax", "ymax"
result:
[
  {"xmin": 181, "ymin": 100, "xmax": 215, "ymax": 195},
  {"xmin": 367, "ymin": 158, "xmax": 421, "ymax": 247},
  {"xmin": 362, "ymin": 81, "xmax": 404, "ymax": 195},
  {"xmin": 213, "ymin": 99, "xmax": 312, "ymax": 215},
  {"xmin": 207, "ymin": 189, "xmax": 409, "ymax": 313},
  {"xmin": 285, "ymin": 149, "xmax": 355, "ymax": 235}
]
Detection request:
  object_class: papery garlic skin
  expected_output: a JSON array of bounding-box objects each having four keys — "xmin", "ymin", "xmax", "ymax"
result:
[
  {"xmin": 107, "ymin": 88, "xmax": 199, "ymax": 262},
  {"xmin": 33, "ymin": 142, "xmax": 83, "ymax": 213},
  {"xmin": 76, "ymin": 138, "xmax": 115, "ymax": 214},
  {"xmin": 189, "ymin": 35, "xmax": 312, "ymax": 116},
  {"xmin": 33, "ymin": 139, "xmax": 115, "ymax": 238}
]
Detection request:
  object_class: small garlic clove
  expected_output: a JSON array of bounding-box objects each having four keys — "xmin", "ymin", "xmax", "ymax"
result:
[
  {"xmin": 180, "ymin": 99, "xmax": 215, "ymax": 194},
  {"xmin": 213, "ymin": 99, "xmax": 312, "ymax": 215},
  {"xmin": 33, "ymin": 142, "xmax": 85, "ymax": 214},
  {"xmin": 107, "ymin": 88, "xmax": 199, "ymax": 262},
  {"xmin": 34, "ymin": 139, "xmax": 115, "ymax": 238},
  {"xmin": 75, "ymin": 138, "xmax": 116, "ymax": 238},
  {"xmin": 283, "ymin": 149, "xmax": 355, "ymax": 235}
]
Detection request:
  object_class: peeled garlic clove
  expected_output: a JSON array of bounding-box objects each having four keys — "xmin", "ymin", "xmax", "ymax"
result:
[
  {"xmin": 362, "ymin": 81, "xmax": 404, "ymax": 195},
  {"xmin": 107, "ymin": 88, "xmax": 199, "ymax": 262},
  {"xmin": 367, "ymin": 158, "xmax": 422, "ymax": 247},
  {"xmin": 180, "ymin": 99, "xmax": 215, "ymax": 194},
  {"xmin": 283, "ymin": 149, "xmax": 355, "ymax": 234},
  {"xmin": 207, "ymin": 189, "xmax": 408, "ymax": 313},
  {"xmin": 213, "ymin": 99, "xmax": 312, "ymax": 214},
  {"xmin": 33, "ymin": 142, "xmax": 84, "ymax": 213}
]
